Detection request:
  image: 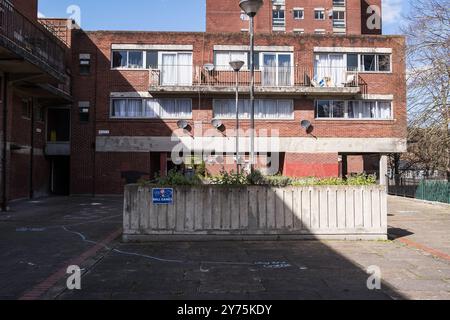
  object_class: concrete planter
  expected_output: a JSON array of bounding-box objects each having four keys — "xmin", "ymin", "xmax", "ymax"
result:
[{"xmin": 123, "ymin": 184, "xmax": 388, "ymax": 241}]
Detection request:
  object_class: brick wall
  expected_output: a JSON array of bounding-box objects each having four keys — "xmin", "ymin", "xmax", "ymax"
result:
[
  {"xmin": 12, "ymin": 0, "xmax": 38, "ymax": 22},
  {"xmin": 284, "ymin": 153, "xmax": 339, "ymax": 177},
  {"xmin": 206, "ymin": 0, "xmax": 382, "ymax": 35},
  {"xmin": 70, "ymin": 30, "xmax": 406, "ymax": 194}
]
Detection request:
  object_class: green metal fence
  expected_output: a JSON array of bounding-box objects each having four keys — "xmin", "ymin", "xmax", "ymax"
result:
[{"xmin": 415, "ymin": 180, "xmax": 450, "ymax": 204}]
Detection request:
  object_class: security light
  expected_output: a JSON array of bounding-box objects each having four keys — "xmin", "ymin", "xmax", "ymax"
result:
[
  {"xmin": 239, "ymin": 0, "xmax": 264, "ymax": 17},
  {"xmin": 229, "ymin": 60, "xmax": 245, "ymax": 72}
]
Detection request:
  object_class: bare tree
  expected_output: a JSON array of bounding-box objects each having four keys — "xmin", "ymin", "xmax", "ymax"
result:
[{"xmin": 402, "ymin": 0, "xmax": 450, "ymax": 180}]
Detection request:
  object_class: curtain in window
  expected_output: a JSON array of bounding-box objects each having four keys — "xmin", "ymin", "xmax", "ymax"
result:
[
  {"xmin": 278, "ymin": 55, "xmax": 292, "ymax": 86},
  {"xmin": 262, "ymin": 54, "xmax": 277, "ymax": 86},
  {"xmin": 215, "ymin": 52, "xmax": 230, "ymax": 71},
  {"xmin": 128, "ymin": 51, "xmax": 143, "ymax": 69},
  {"xmin": 127, "ymin": 99, "xmax": 142, "ymax": 117},
  {"xmin": 329, "ymin": 54, "xmax": 345, "ymax": 87},
  {"xmin": 143, "ymin": 99, "xmax": 159, "ymax": 118},
  {"xmin": 161, "ymin": 53, "xmax": 177, "ymax": 85},
  {"xmin": 378, "ymin": 101, "xmax": 391, "ymax": 119},
  {"xmin": 277, "ymin": 100, "xmax": 293, "ymax": 118},
  {"xmin": 314, "ymin": 54, "xmax": 329, "ymax": 85},
  {"xmin": 348, "ymin": 101, "xmax": 361, "ymax": 118},
  {"xmin": 112, "ymin": 99, "xmax": 127, "ymax": 117},
  {"xmin": 363, "ymin": 101, "xmax": 376, "ymax": 118},
  {"xmin": 177, "ymin": 53, "xmax": 192, "ymax": 85},
  {"xmin": 160, "ymin": 99, "xmax": 192, "ymax": 118}
]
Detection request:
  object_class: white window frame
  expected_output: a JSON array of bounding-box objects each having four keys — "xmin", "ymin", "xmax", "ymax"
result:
[
  {"xmin": 293, "ymin": 8, "xmax": 304, "ymax": 20},
  {"xmin": 158, "ymin": 51, "xmax": 193, "ymax": 86},
  {"xmin": 314, "ymin": 8, "xmax": 325, "ymax": 20},
  {"xmin": 260, "ymin": 52, "xmax": 294, "ymax": 87},
  {"xmin": 110, "ymin": 98, "xmax": 192, "ymax": 120},
  {"xmin": 212, "ymin": 99, "xmax": 294, "ymax": 120},
  {"xmin": 111, "ymin": 50, "xmax": 146, "ymax": 70},
  {"xmin": 315, "ymin": 100, "xmax": 393, "ymax": 120}
]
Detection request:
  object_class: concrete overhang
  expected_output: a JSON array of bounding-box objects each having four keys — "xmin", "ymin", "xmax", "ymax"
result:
[{"xmin": 148, "ymin": 86, "xmax": 361, "ymax": 96}]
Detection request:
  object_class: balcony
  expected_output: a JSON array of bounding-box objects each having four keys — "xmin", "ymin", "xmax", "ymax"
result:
[
  {"xmin": 149, "ymin": 65, "xmax": 361, "ymax": 96},
  {"xmin": 0, "ymin": 0, "xmax": 67, "ymax": 82}
]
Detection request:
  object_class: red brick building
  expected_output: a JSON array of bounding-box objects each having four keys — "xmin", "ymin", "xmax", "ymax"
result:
[{"xmin": 0, "ymin": 0, "xmax": 406, "ymax": 201}]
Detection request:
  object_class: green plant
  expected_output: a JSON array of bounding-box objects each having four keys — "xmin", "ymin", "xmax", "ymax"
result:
[
  {"xmin": 211, "ymin": 170, "xmax": 248, "ymax": 186},
  {"xmin": 346, "ymin": 173, "xmax": 377, "ymax": 185},
  {"xmin": 154, "ymin": 169, "xmax": 202, "ymax": 186}
]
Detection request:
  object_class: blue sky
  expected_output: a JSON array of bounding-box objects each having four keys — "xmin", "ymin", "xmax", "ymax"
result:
[{"xmin": 38, "ymin": 0, "xmax": 408, "ymax": 34}]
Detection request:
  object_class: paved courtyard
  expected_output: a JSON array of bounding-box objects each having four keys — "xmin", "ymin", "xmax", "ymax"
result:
[{"xmin": 0, "ymin": 195, "xmax": 449, "ymax": 300}]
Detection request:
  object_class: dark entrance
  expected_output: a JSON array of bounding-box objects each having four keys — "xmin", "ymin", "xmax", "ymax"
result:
[{"xmin": 51, "ymin": 156, "xmax": 70, "ymax": 195}]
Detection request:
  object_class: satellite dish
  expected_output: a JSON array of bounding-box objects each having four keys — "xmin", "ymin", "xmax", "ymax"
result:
[
  {"xmin": 301, "ymin": 120, "xmax": 312, "ymax": 130},
  {"xmin": 203, "ymin": 63, "xmax": 215, "ymax": 72},
  {"xmin": 211, "ymin": 119, "xmax": 223, "ymax": 129},
  {"xmin": 177, "ymin": 119, "xmax": 189, "ymax": 129}
]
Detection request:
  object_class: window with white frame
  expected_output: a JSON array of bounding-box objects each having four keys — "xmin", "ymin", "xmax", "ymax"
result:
[
  {"xmin": 214, "ymin": 51, "xmax": 248, "ymax": 70},
  {"xmin": 111, "ymin": 98, "xmax": 192, "ymax": 119},
  {"xmin": 213, "ymin": 99, "xmax": 293, "ymax": 119},
  {"xmin": 272, "ymin": 9, "xmax": 286, "ymax": 28},
  {"xmin": 360, "ymin": 54, "xmax": 391, "ymax": 72},
  {"xmin": 333, "ymin": 11, "xmax": 345, "ymax": 28},
  {"xmin": 112, "ymin": 50, "xmax": 143, "ymax": 69},
  {"xmin": 316, "ymin": 100, "xmax": 392, "ymax": 119},
  {"xmin": 314, "ymin": 9, "xmax": 325, "ymax": 20},
  {"xmin": 333, "ymin": 0, "xmax": 346, "ymax": 7},
  {"xmin": 314, "ymin": 53, "xmax": 391, "ymax": 73},
  {"xmin": 293, "ymin": 9, "xmax": 304, "ymax": 20}
]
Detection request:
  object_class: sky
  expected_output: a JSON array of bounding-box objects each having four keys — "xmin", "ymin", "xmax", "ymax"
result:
[{"xmin": 38, "ymin": 0, "xmax": 409, "ymax": 35}]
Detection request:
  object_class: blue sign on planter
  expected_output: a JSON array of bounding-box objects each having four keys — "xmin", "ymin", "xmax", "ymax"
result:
[{"xmin": 152, "ymin": 188, "xmax": 173, "ymax": 205}]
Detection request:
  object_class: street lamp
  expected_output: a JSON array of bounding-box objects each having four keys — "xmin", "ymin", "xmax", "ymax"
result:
[
  {"xmin": 239, "ymin": 0, "xmax": 263, "ymax": 173},
  {"xmin": 229, "ymin": 60, "xmax": 245, "ymax": 174}
]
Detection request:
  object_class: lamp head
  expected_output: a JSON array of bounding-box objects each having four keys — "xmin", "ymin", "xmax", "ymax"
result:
[
  {"xmin": 301, "ymin": 120, "xmax": 312, "ymax": 130},
  {"xmin": 211, "ymin": 119, "xmax": 223, "ymax": 129},
  {"xmin": 229, "ymin": 60, "xmax": 245, "ymax": 72},
  {"xmin": 177, "ymin": 120, "xmax": 189, "ymax": 129},
  {"xmin": 239, "ymin": 0, "xmax": 264, "ymax": 17}
]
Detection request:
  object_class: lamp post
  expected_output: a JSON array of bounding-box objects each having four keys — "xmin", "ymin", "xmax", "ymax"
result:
[
  {"xmin": 229, "ymin": 60, "xmax": 245, "ymax": 174},
  {"xmin": 239, "ymin": 0, "xmax": 263, "ymax": 173}
]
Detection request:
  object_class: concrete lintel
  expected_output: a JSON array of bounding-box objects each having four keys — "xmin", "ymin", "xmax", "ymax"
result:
[
  {"xmin": 111, "ymin": 44, "xmax": 193, "ymax": 51},
  {"xmin": 96, "ymin": 137, "xmax": 407, "ymax": 153},
  {"xmin": 148, "ymin": 86, "xmax": 360, "ymax": 96},
  {"xmin": 110, "ymin": 91, "xmax": 154, "ymax": 98},
  {"xmin": 314, "ymin": 47, "xmax": 393, "ymax": 54},
  {"xmin": 214, "ymin": 45, "xmax": 294, "ymax": 52}
]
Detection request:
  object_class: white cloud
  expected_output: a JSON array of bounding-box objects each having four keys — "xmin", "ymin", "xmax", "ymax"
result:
[
  {"xmin": 383, "ymin": 0, "xmax": 404, "ymax": 24},
  {"xmin": 37, "ymin": 11, "xmax": 46, "ymax": 18}
]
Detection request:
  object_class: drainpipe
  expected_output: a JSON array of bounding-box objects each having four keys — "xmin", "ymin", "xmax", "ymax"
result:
[
  {"xmin": 2, "ymin": 73, "xmax": 8, "ymax": 212},
  {"xmin": 29, "ymin": 98, "xmax": 34, "ymax": 199}
]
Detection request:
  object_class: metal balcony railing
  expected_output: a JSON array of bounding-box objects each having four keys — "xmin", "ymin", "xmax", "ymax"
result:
[
  {"xmin": 0, "ymin": 0, "xmax": 66, "ymax": 77},
  {"xmin": 149, "ymin": 65, "xmax": 360, "ymax": 89}
]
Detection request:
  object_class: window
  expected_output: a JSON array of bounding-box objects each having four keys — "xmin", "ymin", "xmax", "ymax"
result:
[
  {"xmin": 21, "ymin": 100, "xmax": 32, "ymax": 119},
  {"xmin": 79, "ymin": 54, "xmax": 91, "ymax": 75},
  {"xmin": 360, "ymin": 54, "xmax": 391, "ymax": 72},
  {"xmin": 333, "ymin": 11, "xmax": 345, "ymax": 28},
  {"xmin": 78, "ymin": 101, "xmax": 90, "ymax": 122},
  {"xmin": 111, "ymin": 98, "xmax": 192, "ymax": 119},
  {"xmin": 293, "ymin": 9, "xmax": 304, "ymax": 20},
  {"xmin": 272, "ymin": 9, "xmax": 285, "ymax": 28},
  {"xmin": 128, "ymin": 51, "xmax": 143, "ymax": 69},
  {"xmin": 213, "ymin": 99, "xmax": 293, "ymax": 120},
  {"xmin": 316, "ymin": 100, "xmax": 392, "ymax": 119},
  {"xmin": 112, "ymin": 50, "xmax": 127, "ymax": 68},
  {"xmin": 111, "ymin": 50, "xmax": 147, "ymax": 69},
  {"xmin": 361, "ymin": 54, "xmax": 376, "ymax": 71},
  {"xmin": 347, "ymin": 54, "xmax": 358, "ymax": 71},
  {"xmin": 333, "ymin": 0, "xmax": 346, "ymax": 6},
  {"xmin": 378, "ymin": 54, "xmax": 391, "ymax": 72},
  {"xmin": 315, "ymin": 29, "xmax": 326, "ymax": 34},
  {"xmin": 314, "ymin": 9, "xmax": 325, "ymax": 20},
  {"xmin": 146, "ymin": 51, "xmax": 158, "ymax": 69},
  {"xmin": 214, "ymin": 51, "xmax": 248, "ymax": 70},
  {"xmin": 159, "ymin": 52, "xmax": 193, "ymax": 85}
]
